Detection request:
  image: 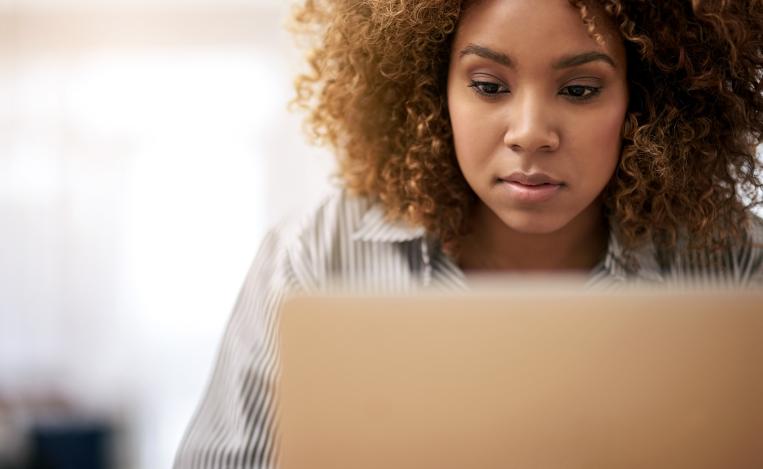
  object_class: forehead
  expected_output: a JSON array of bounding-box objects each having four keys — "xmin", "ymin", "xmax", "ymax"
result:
[{"xmin": 454, "ymin": 0, "xmax": 625, "ymax": 67}]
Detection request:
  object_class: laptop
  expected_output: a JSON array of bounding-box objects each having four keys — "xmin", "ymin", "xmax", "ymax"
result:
[{"xmin": 277, "ymin": 284, "xmax": 763, "ymax": 469}]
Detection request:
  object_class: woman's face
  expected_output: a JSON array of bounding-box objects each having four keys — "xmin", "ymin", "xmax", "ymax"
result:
[{"xmin": 447, "ymin": 0, "xmax": 628, "ymax": 235}]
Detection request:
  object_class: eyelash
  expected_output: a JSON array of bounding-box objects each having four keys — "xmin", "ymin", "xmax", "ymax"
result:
[{"xmin": 467, "ymin": 80, "xmax": 602, "ymax": 101}]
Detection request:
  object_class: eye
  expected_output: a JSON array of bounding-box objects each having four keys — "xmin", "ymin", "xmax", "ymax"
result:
[
  {"xmin": 468, "ymin": 80, "xmax": 509, "ymax": 97},
  {"xmin": 560, "ymin": 85, "xmax": 601, "ymax": 100}
]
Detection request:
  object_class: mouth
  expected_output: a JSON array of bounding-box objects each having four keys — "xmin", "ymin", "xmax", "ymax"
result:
[
  {"xmin": 497, "ymin": 172, "xmax": 565, "ymax": 203},
  {"xmin": 499, "ymin": 172, "xmax": 564, "ymax": 186}
]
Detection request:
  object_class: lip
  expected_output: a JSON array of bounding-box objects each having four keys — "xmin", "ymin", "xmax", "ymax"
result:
[
  {"xmin": 498, "ymin": 172, "xmax": 564, "ymax": 203},
  {"xmin": 501, "ymin": 172, "xmax": 564, "ymax": 186}
]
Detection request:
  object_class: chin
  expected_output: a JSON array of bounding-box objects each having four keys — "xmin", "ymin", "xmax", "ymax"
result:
[{"xmin": 495, "ymin": 210, "xmax": 572, "ymax": 235}]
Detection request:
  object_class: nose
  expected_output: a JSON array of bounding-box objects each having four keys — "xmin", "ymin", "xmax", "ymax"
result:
[{"xmin": 503, "ymin": 93, "xmax": 560, "ymax": 154}]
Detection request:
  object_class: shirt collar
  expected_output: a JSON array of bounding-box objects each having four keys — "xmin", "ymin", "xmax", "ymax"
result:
[
  {"xmin": 352, "ymin": 202, "xmax": 665, "ymax": 282},
  {"xmin": 603, "ymin": 225, "xmax": 665, "ymax": 283},
  {"xmin": 351, "ymin": 204, "xmax": 426, "ymax": 242}
]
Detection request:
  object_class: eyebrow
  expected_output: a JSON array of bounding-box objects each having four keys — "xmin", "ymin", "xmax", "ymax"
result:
[
  {"xmin": 553, "ymin": 51, "xmax": 616, "ymax": 69},
  {"xmin": 458, "ymin": 43, "xmax": 617, "ymax": 69},
  {"xmin": 459, "ymin": 44, "xmax": 512, "ymax": 67}
]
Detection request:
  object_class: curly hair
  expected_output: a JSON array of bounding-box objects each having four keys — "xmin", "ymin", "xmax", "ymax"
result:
[{"xmin": 291, "ymin": 0, "xmax": 763, "ymax": 256}]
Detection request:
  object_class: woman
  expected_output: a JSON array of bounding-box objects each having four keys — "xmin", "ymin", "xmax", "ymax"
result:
[{"xmin": 174, "ymin": 0, "xmax": 763, "ymax": 467}]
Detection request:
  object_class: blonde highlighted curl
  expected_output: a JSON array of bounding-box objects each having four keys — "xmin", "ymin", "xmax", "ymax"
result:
[{"xmin": 291, "ymin": 0, "xmax": 763, "ymax": 255}]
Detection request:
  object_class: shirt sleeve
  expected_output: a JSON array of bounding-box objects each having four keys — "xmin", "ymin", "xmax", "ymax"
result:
[{"xmin": 173, "ymin": 226, "xmax": 300, "ymax": 469}]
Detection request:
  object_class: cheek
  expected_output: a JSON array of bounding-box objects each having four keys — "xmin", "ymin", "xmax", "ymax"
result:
[
  {"xmin": 448, "ymin": 97, "xmax": 474, "ymax": 166},
  {"xmin": 598, "ymin": 104, "xmax": 627, "ymax": 154},
  {"xmin": 448, "ymin": 91, "xmax": 497, "ymax": 172},
  {"xmin": 570, "ymin": 103, "xmax": 626, "ymax": 182}
]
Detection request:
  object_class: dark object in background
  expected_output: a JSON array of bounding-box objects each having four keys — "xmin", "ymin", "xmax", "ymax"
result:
[{"xmin": 27, "ymin": 421, "xmax": 112, "ymax": 469}]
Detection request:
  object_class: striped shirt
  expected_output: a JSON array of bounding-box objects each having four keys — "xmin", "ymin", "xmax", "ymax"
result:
[{"xmin": 173, "ymin": 189, "xmax": 763, "ymax": 469}]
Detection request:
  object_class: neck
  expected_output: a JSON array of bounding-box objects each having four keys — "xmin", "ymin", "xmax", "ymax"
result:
[{"xmin": 458, "ymin": 202, "xmax": 609, "ymax": 273}]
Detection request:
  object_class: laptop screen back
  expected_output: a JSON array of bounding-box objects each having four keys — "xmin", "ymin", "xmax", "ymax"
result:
[{"xmin": 278, "ymin": 288, "xmax": 763, "ymax": 469}]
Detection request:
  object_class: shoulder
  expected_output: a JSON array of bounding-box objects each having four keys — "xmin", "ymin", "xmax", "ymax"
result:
[
  {"xmin": 663, "ymin": 213, "xmax": 763, "ymax": 286},
  {"xmin": 722, "ymin": 212, "xmax": 763, "ymax": 285},
  {"xmin": 747, "ymin": 213, "xmax": 763, "ymax": 247},
  {"xmin": 260, "ymin": 188, "xmax": 374, "ymax": 290},
  {"xmin": 276, "ymin": 188, "xmax": 372, "ymax": 287},
  {"xmin": 227, "ymin": 189, "xmax": 370, "ymax": 329},
  {"xmin": 740, "ymin": 213, "xmax": 763, "ymax": 283},
  {"xmin": 262, "ymin": 187, "xmax": 427, "ymax": 291}
]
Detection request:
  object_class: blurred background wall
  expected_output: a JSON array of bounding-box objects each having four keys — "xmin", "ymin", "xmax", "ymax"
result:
[{"xmin": 0, "ymin": 0, "xmax": 334, "ymax": 468}]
